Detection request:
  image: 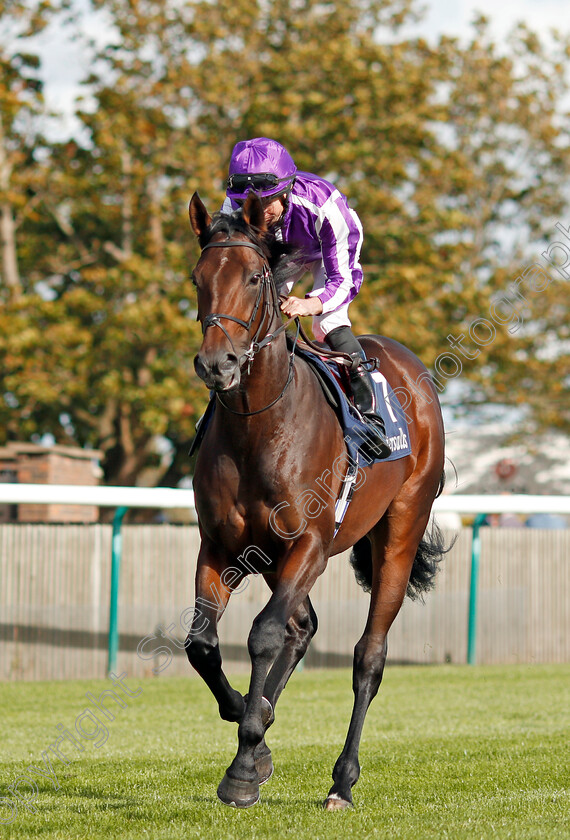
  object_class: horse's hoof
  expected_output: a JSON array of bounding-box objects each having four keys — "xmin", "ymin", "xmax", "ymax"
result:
[
  {"xmin": 217, "ymin": 773, "xmax": 260, "ymax": 808},
  {"xmin": 255, "ymin": 751, "xmax": 274, "ymax": 785},
  {"xmin": 324, "ymin": 793, "xmax": 353, "ymax": 811}
]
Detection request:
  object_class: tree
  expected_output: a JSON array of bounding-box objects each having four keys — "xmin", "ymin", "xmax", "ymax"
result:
[
  {"xmin": 419, "ymin": 19, "xmax": 570, "ymax": 433},
  {"xmin": 1, "ymin": 1, "xmax": 568, "ymax": 488},
  {"xmin": 0, "ymin": 0, "xmax": 60, "ymax": 296},
  {"xmin": 1, "ymin": 0, "xmax": 207, "ymax": 484}
]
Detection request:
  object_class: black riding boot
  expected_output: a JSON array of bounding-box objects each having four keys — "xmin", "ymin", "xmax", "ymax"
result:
[{"xmin": 325, "ymin": 326, "xmax": 391, "ymax": 459}]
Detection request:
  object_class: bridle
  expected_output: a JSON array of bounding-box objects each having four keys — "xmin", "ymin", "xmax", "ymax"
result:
[{"xmin": 198, "ymin": 237, "xmax": 299, "ymax": 416}]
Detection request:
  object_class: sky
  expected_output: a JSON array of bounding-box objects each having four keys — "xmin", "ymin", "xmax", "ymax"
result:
[
  {"xmin": 29, "ymin": 0, "xmax": 570, "ymax": 139},
  {"xmin": 404, "ymin": 0, "xmax": 568, "ymax": 41}
]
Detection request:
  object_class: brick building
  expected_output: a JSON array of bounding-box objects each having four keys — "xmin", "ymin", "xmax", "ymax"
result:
[{"xmin": 0, "ymin": 443, "xmax": 103, "ymax": 522}]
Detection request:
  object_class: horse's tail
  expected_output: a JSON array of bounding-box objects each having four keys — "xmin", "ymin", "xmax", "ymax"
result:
[{"xmin": 349, "ymin": 471, "xmax": 453, "ymax": 601}]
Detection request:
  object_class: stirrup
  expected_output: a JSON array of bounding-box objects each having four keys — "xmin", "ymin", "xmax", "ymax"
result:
[{"xmin": 358, "ymin": 411, "xmax": 392, "ymax": 460}]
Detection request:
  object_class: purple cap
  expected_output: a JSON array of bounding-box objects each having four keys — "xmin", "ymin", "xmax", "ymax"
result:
[{"xmin": 226, "ymin": 137, "xmax": 297, "ymax": 201}]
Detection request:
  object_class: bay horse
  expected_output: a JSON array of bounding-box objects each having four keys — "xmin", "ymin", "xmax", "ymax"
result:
[{"xmin": 185, "ymin": 191, "xmax": 446, "ymax": 810}]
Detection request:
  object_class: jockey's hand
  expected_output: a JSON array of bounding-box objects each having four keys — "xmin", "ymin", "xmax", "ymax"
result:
[{"xmin": 280, "ymin": 295, "xmax": 323, "ymax": 317}]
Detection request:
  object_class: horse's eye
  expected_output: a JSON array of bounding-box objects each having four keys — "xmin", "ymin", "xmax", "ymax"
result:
[{"xmin": 249, "ymin": 273, "xmax": 262, "ymax": 286}]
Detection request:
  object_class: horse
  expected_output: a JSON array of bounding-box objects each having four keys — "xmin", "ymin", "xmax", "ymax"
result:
[{"xmin": 185, "ymin": 190, "xmax": 447, "ymax": 810}]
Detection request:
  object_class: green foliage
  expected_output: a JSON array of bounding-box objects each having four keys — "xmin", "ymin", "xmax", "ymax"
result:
[{"xmin": 0, "ymin": 0, "xmax": 569, "ymax": 484}]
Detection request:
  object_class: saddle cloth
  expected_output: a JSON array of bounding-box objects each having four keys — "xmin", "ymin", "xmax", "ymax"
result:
[{"xmin": 294, "ymin": 346, "xmax": 412, "ymax": 465}]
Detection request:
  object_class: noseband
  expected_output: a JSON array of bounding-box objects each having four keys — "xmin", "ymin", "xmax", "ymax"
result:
[{"xmin": 198, "ymin": 237, "xmax": 299, "ymax": 416}]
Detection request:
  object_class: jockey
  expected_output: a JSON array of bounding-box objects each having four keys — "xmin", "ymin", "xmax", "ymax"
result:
[{"xmin": 223, "ymin": 137, "xmax": 391, "ymax": 457}]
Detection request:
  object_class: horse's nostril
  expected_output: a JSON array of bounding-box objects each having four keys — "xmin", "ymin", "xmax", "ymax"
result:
[
  {"xmin": 218, "ymin": 354, "xmax": 238, "ymax": 374},
  {"xmin": 194, "ymin": 352, "xmax": 239, "ymax": 388},
  {"xmin": 194, "ymin": 355, "xmax": 208, "ymax": 377}
]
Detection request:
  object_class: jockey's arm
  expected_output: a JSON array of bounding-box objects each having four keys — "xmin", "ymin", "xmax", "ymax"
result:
[{"xmin": 305, "ymin": 203, "xmax": 361, "ymax": 315}]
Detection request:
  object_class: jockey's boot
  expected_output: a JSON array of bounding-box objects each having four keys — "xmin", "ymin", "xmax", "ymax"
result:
[{"xmin": 325, "ymin": 326, "xmax": 391, "ymax": 459}]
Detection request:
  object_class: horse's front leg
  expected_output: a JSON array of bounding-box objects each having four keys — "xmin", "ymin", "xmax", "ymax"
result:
[
  {"xmin": 249, "ymin": 595, "xmax": 318, "ymax": 788},
  {"xmin": 262, "ymin": 593, "xmax": 318, "ymax": 709},
  {"xmin": 185, "ymin": 543, "xmax": 245, "ymax": 724},
  {"xmin": 217, "ymin": 533, "xmax": 327, "ymax": 808}
]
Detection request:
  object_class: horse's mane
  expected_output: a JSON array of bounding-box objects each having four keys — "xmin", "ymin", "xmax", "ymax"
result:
[{"xmin": 199, "ymin": 210, "xmax": 301, "ymax": 293}]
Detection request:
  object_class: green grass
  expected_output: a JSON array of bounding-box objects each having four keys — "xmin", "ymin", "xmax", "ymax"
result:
[{"xmin": 1, "ymin": 664, "xmax": 568, "ymax": 839}]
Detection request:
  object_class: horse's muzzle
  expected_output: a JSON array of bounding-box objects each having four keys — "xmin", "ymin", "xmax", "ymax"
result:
[{"xmin": 194, "ymin": 351, "xmax": 241, "ymax": 391}]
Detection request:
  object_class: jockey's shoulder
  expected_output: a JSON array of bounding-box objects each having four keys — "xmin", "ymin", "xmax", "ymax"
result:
[
  {"xmin": 291, "ymin": 173, "xmax": 352, "ymax": 215},
  {"xmin": 293, "ymin": 171, "xmax": 337, "ymax": 200}
]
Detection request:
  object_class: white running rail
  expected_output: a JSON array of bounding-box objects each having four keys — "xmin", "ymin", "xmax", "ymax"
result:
[{"xmin": 0, "ymin": 484, "xmax": 569, "ymax": 514}]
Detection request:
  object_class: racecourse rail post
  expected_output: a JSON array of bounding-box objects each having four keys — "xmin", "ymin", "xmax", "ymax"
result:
[
  {"xmin": 467, "ymin": 513, "xmax": 487, "ymax": 665},
  {"xmin": 108, "ymin": 506, "xmax": 129, "ymax": 676}
]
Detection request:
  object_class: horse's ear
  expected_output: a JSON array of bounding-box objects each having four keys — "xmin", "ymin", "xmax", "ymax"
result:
[
  {"xmin": 189, "ymin": 192, "xmax": 212, "ymax": 237},
  {"xmin": 241, "ymin": 191, "xmax": 267, "ymax": 232}
]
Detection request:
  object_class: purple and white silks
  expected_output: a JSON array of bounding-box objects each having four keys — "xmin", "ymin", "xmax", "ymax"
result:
[{"xmin": 222, "ymin": 171, "xmax": 364, "ymax": 317}]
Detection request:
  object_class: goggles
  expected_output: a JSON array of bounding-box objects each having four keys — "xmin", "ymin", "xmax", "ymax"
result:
[{"xmin": 227, "ymin": 172, "xmax": 282, "ymax": 193}]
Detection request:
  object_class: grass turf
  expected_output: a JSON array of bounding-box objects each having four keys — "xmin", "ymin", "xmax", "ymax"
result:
[{"xmin": 0, "ymin": 664, "xmax": 568, "ymax": 839}]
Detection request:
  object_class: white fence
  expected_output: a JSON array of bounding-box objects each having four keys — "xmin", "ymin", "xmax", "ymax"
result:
[
  {"xmin": 0, "ymin": 485, "xmax": 569, "ymax": 681},
  {"xmin": 2, "ymin": 483, "xmax": 570, "ymax": 514}
]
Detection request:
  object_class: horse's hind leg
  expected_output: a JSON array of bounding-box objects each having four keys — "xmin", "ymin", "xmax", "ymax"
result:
[{"xmin": 324, "ymin": 509, "xmax": 431, "ymax": 810}]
